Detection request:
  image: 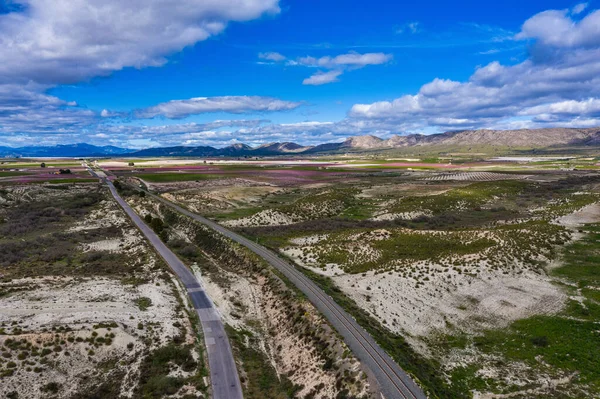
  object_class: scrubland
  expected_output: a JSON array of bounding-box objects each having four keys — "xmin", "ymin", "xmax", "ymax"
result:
[
  {"xmin": 122, "ymin": 191, "xmax": 374, "ymax": 399},
  {"xmin": 129, "ymin": 160, "xmax": 600, "ymax": 399},
  {"xmin": 3, "ymin": 156, "xmax": 600, "ymax": 399},
  {"xmin": 0, "ymin": 184, "xmax": 208, "ymax": 399}
]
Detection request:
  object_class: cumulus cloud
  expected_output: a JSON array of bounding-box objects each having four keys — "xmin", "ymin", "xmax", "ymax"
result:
[
  {"xmin": 5, "ymin": 4, "xmax": 600, "ymax": 148},
  {"xmin": 0, "ymin": 119, "xmax": 272, "ymax": 148},
  {"xmin": 348, "ymin": 6, "xmax": 600, "ymax": 131},
  {"xmin": 515, "ymin": 8, "xmax": 600, "ymax": 48},
  {"xmin": 303, "ymin": 71, "xmax": 343, "ymax": 86},
  {"xmin": 0, "ymin": 0, "xmax": 283, "ymax": 145},
  {"xmin": 0, "ymin": 0, "xmax": 280, "ymax": 85},
  {"xmin": 135, "ymin": 96, "xmax": 301, "ymax": 119},
  {"xmin": 520, "ymin": 98, "xmax": 600, "ymax": 116},
  {"xmin": 0, "ymin": 83, "xmax": 99, "ymax": 136}
]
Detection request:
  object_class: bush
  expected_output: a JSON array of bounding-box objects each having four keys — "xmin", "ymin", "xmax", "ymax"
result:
[
  {"xmin": 531, "ymin": 335, "xmax": 549, "ymax": 347},
  {"xmin": 41, "ymin": 382, "xmax": 61, "ymax": 394},
  {"xmin": 136, "ymin": 343, "xmax": 197, "ymax": 398},
  {"xmin": 135, "ymin": 297, "xmax": 153, "ymax": 311},
  {"xmin": 150, "ymin": 217, "xmax": 164, "ymax": 233}
]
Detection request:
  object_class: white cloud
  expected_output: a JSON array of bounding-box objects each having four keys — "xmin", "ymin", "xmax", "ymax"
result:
[
  {"xmin": 396, "ymin": 21, "xmax": 420, "ymax": 34},
  {"xmin": 520, "ymin": 98, "xmax": 600, "ymax": 116},
  {"xmin": 0, "ymin": 0, "xmax": 280, "ymax": 85},
  {"xmin": 0, "ymin": 0, "xmax": 282, "ymax": 144},
  {"xmin": 348, "ymin": 7, "xmax": 600, "ymax": 131},
  {"xmin": 572, "ymin": 3, "xmax": 588, "ymax": 15},
  {"xmin": 5, "ymin": 4, "xmax": 600, "ymax": 148},
  {"xmin": 298, "ymin": 52, "xmax": 393, "ymax": 69},
  {"xmin": 0, "ymin": 83, "xmax": 99, "ymax": 135},
  {"xmin": 136, "ymin": 96, "xmax": 301, "ymax": 119},
  {"xmin": 302, "ymin": 70, "xmax": 343, "ymax": 86},
  {"xmin": 258, "ymin": 52, "xmax": 286, "ymax": 62},
  {"xmin": 516, "ymin": 8, "xmax": 600, "ymax": 48},
  {"xmin": 260, "ymin": 51, "xmax": 392, "ymax": 85}
]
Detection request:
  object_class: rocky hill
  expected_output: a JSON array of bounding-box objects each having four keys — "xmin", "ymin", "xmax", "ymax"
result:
[{"xmin": 2, "ymin": 127, "xmax": 599, "ymax": 157}]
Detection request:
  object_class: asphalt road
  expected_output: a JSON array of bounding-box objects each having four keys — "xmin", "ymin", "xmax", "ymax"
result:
[
  {"xmin": 147, "ymin": 192, "xmax": 427, "ymax": 399},
  {"xmin": 102, "ymin": 178, "xmax": 243, "ymax": 399}
]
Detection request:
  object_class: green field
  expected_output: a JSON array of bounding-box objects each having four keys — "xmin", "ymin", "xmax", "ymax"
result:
[
  {"xmin": 0, "ymin": 171, "xmax": 33, "ymax": 177},
  {"xmin": 134, "ymin": 173, "xmax": 222, "ymax": 182}
]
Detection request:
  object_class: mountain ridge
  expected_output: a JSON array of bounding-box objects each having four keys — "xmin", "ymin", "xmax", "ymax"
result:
[{"xmin": 1, "ymin": 127, "xmax": 599, "ymax": 157}]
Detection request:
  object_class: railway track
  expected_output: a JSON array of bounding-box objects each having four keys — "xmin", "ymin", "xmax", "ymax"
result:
[{"xmin": 147, "ymin": 191, "xmax": 427, "ymax": 399}]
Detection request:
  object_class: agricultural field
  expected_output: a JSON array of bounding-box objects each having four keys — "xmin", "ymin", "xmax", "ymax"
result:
[
  {"xmin": 0, "ymin": 183, "xmax": 208, "ymax": 398},
  {"xmin": 0, "ymin": 159, "xmax": 97, "ymax": 185},
  {"xmin": 130, "ymin": 157, "xmax": 600, "ymax": 398}
]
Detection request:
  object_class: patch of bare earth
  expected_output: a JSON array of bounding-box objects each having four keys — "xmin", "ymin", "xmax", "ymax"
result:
[{"xmin": 0, "ymin": 185, "xmax": 203, "ymax": 398}]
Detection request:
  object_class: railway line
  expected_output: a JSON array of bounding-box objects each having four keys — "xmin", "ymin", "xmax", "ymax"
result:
[{"xmin": 146, "ymin": 190, "xmax": 427, "ymax": 399}]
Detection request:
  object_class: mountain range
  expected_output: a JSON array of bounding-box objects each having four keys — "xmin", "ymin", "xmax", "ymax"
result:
[
  {"xmin": 1, "ymin": 127, "xmax": 599, "ymax": 158},
  {"xmin": 0, "ymin": 143, "xmax": 132, "ymax": 158}
]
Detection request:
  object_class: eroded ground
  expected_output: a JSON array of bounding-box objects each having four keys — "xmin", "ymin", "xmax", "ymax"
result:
[
  {"xmin": 127, "ymin": 160, "xmax": 600, "ymax": 399},
  {"xmin": 0, "ymin": 184, "xmax": 207, "ymax": 399},
  {"xmin": 123, "ymin": 192, "xmax": 375, "ymax": 399}
]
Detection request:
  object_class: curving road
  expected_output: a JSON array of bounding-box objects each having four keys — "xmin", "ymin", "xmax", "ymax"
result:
[
  {"xmin": 145, "ymin": 191, "xmax": 427, "ymax": 399},
  {"xmin": 97, "ymin": 173, "xmax": 243, "ymax": 399}
]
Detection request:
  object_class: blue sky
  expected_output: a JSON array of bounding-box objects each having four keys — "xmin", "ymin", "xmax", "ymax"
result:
[{"xmin": 0, "ymin": 0, "xmax": 599, "ymax": 148}]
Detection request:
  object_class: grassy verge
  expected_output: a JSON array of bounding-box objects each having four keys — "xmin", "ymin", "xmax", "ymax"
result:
[
  {"xmin": 226, "ymin": 326, "xmax": 302, "ymax": 399},
  {"xmin": 0, "ymin": 171, "xmax": 34, "ymax": 177}
]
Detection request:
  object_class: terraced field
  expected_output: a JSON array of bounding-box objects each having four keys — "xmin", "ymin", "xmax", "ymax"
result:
[{"xmin": 424, "ymin": 172, "xmax": 530, "ymax": 181}]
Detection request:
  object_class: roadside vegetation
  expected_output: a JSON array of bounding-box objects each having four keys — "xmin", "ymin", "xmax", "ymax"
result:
[
  {"xmin": 128, "ymin": 192, "xmax": 374, "ymax": 398},
  {"xmin": 0, "ymin": 184, "xmax": 208, "ymax": 398}
]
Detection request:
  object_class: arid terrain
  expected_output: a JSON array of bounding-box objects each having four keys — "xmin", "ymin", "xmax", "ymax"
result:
[
  {"xmin": 1, "ymin": 154, "xmax": 600, "ymax": 398},
  {"xmin": 0, "ymin": 183, "xmax": 209, "ymax": 398},
  {"xmin": 105, "ymin": 155, "xmax": 600, "ymax": 398}
]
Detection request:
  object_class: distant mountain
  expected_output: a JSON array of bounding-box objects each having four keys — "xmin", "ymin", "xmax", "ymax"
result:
[
  {"xmin": 253, "ymin": 142, "xmax": 313, "ymax": 154},
  {"xmin": 131, "ymin": 145, "xmax": 219, "ymax": 157},
  {"xmin": 2, "ymin": 127, "xmax": 599, "ymax": 158},
  {"xmin": 0, "ymin": 143, "xmax": 133, "ymax": 157},
  {"xmin": 308, "ymin": 127, "xmax": 600, "ymax": 153}
]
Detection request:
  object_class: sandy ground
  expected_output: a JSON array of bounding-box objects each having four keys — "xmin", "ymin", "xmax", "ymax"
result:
[
  {"xmin": 370, "ymin": 210, "xmax": 432, "ymax": 221},
  {"xmin": 554, "ymin": 202, "xmax": 600, "ymax": 228},
  {"xmin": 0, "ymin": 276, "xmax": 188, "ymax": 398},
  {"xmin": 161, "ymin": 184, "xmax": 282, "ymax": 214},
  {"xmin": 0, "ymin": 185, "xmax": 201, "ymax": 398},
  {"xmin": 332, "ymin": 266, "xmax": 565, "ymax": 338},
  {"xmin": 223, "ymin": 209, "xmax": 297, "ymax": 227}
]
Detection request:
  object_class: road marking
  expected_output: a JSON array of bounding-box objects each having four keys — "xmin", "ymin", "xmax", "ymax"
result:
[{"xmin": 196, "ymin": 309, "xmax": 221, "ymax": 321}]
